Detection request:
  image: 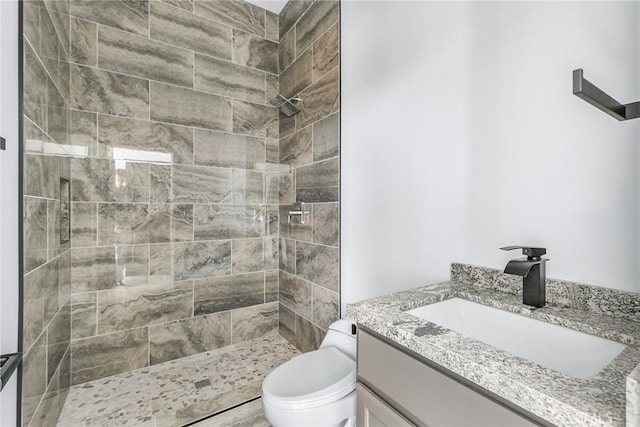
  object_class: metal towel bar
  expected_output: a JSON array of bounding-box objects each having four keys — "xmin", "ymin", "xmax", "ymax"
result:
[{"xmin": 573, "ymin": 69, "xmax": 640, "ymax": 121}]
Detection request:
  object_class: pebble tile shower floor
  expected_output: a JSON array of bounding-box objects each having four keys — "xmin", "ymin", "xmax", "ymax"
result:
[{"xmin": 57, "ymin": 334, "xmax": 298, "ymax": 426}]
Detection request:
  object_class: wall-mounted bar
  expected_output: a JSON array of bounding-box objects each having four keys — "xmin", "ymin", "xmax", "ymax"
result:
[{"xmin": 573, "ymin": 69, "xmax": 640, "ymax": 121}]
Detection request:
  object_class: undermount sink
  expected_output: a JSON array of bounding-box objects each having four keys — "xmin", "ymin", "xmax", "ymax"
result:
[{"xmin": 406, "ymin": 298, "xmax": 626, "ymax": 379}]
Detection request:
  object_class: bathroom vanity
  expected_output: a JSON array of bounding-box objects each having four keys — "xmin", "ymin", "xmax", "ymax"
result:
[{"xmin": 347, "ymin": 263, "xmax": 640, "ymax": 427}]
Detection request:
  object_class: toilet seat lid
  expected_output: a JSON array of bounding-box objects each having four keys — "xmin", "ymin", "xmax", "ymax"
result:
[{"xmin": 262, "ymin": 346, "xmax": 356, "ymax": 410}]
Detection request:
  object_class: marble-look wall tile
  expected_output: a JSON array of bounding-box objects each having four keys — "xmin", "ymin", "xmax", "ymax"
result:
[
  {"xmin": 313, "ymin": 112, "xmax": 339, "ymax": 162},
  {"xmin": 23, "ymin": 1, "xmax": 41, "ymax": 51},
  {"xmin": 312, "ymin": 284, "xmax": 338, "ymax": 330},
  {"xmin": 58, "ymin": 251, "xmax": 72, "ymax": 308},
  {"xmin": 30, "ymin": 361, "xmax": 70, "ymax": 427},
  {"xmin": 295, "ymin": 314, "xmax": 324, "ymax": 353},
  {"xmin": 98, "ymin": 26, "xmax": 194, "ymax": 87},
  {"xmin": 22, "ymin": 333, "xmax": 47, "ymax": 426},
  {"xmin": 97, "ymin": 203, "xmax": 159, "ymax": 245},
  {"xmin": 312, "ymin": 203, "xmax": 339, "ymax": 248},
  {"xmin": 150, "ymin": 164, "xmax": 173, "ymax": 203},
  {"xmin": 47, "ymin": 199, "xmax": 63, "ymax": 259},
  {"xmin": 71, "ymin": 64, "xmax": 149, "ymax": 118},
  {"xmin": 279, "ymin": 111, "xmax": 296, "ymax": 139},
  {"xmin": 70, "ymin": 110, "xmax": 98, "ymax": 157},
  {"xmin": 70, "ymin": 0, "xmax": 149, "ymax": 37},
  {"xmin": 97, "ymin": 283, "xmax": 193, "ymax": 334},
  {"xmin": 172, "ymin": 204, "xmax": 194, "ymax": 242},
  {"xmin": 280, "ymin": 49, "xmax": 311, "ymax": 99},
  {"xmin": 70, "ymin": 17, "xmax": 96, "ymax": 66},
  {"xmin": 194, "ymin": 128, "xmax": 265, "ymax": 169},
  {"xmin": 150, "ymin": 2, "xmax": 232, "ymax": 60},
  {"xmin": 279, "ymin": 29, "xmax": 295, "ymax": 72},
  {"xmin": 149, "ymin": 311, "xmax": 231, "ymax": 364},
  {"xmin": 25, "ymin": 154, "xmax": 58, "ymax": 199},
  {"xmin": 24, "ymin": 197, "xmax": 48, "ymax": 273},
  {"xmin": 265, "ymin": 270, "xmax": 278, "ymax": 301},
  {"xmin": 98, "ymin": 115, "xmax": 194, "ymax": 165},
  {"xmin": 71, "ymin": 292, "xmax": 96, "ymax": 339},
  {"xmin": 161, "ymin": 0, "xmax": 193, "ymax": 12},
  {"xmin": 266, "ymin": 11, "xmax": 278, "ymax": 42},
  {"xmin": 24, "ymin": 43, "xmax": 48, "ymax": 130},
  {"xmin": 150, "ymin": 82, "xmax": 232, "ymax": 131},
  {"xmin": 173, "ymin": 164, "xmax": 232, "ymax": 204},
  {"xmin": 47, "ymin": 302, "xmax": 71, "ymax": 383},
  {"xmin": 232, "ymin": 29, "xmax": 278, "ymax": 74},
  {"xmin": 193, "ymin": 204, "xmax": 263, "ymax": 240},
  {"xmin": 231, "ymin": 302, "xmax": 278, "ymax": 343},
  {"xmin": 173, "ymin": 240, "xmax": 232, "ymax": 280},
  {"xmin": 279, "ymin": 238, "xmax": 295, "ymax": 274},
  {"xmin": 194, "ymin": 271, "xmax": 265, "ymax": 315},
  {"xmin": 296, "ymin": 241, "xmax": 339, "ymax": 292},
  {"xmin": 296, "ymin": 158, "xmax": 339, "ymax": 203},
  {"xmin": 150, "ymin": 243, "xmax": 173, "ymax": 283},
  {"xmin": 297, "ymin": 66, "xmax": 339, "ymax": 129},
  {"xmin": 312, "ymin": 21, "xmax": 339, "ymax": 81},
  {"xmin": 295, "ymin": 0, "xmax": 339, "ymax": 54},
  {"xmin": 70, "ymin": 327, "xmax": 149, "ymax": 385},
  {"xmin": 266, "ymin": 75, "xmax": 279, "ymax": 105},
  {"xmin": 279, "ymin": 302, "xmax": 295, "ymax": 344},
  {"xmin": 23, "ymin": 258, "xmax": 61, "ymax": 351},
  {"xmin": 279, "ymin": 0, "xmax": 312, "ymax": 39},
  {"xmin": 71, "ymin": 158, "xmax": 149, "ymax": 203},
  {"xmin": 279, "ymin": 204, "xmax": 312, "ymax": 241},
  {"xmin": 296, "ymin": 186, "xmax": 339, "ymax": 204},
  {"xmin": 232, "ymin": 170, "xmax": 264, "ymax": 205},
  {"xmin": 233, "ymin": 100, "xmax": 278, "ymax": 138},
  {"xmin": 232, "ymin": 237, "xmax": 278, "ymax": 273},
  {"xmin": 279, "ymin": 271, "xmax": 312, "ymax": 320},
  {"xmin": 279, "ymin": 172, "xmax": 295, "ymax": 204},
  {"xmin": 71, "ymin": 246, "xmax": 114, "ymax": 292},
  {"xmin": 195, "ymin": 54, "xmax": 265, "ymax": 104},
  {"xmin": 194, "ymin": 0, "xmax": 265, "ymax": 37},
  {"xmin": 279, "ymin": 126, "xmax": 312, "ymax": 166}
]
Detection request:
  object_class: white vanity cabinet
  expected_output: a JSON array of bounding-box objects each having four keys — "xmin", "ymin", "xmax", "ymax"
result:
[{"xmin": 356, "ymin": 328, "xmax": 544, "ymax": 427}]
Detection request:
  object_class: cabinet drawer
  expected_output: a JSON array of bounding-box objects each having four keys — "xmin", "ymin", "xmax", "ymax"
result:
[
  {"xmin": 357, "ymin": 383, "xmax": 415, "ymax": 427},
  {"xmin": 357, "ymin": 329, "xmax": 540, "ymax": 427}
]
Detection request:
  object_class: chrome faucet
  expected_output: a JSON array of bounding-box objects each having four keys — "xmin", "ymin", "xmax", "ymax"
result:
[{"xmin": 500, "ymin": 246, "xmax": 549, "ymax": 308}]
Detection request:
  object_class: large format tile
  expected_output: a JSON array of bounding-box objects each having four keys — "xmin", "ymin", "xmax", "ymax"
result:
[
  {"xmin": 279, "ymin": 271, "xmax": 312, "ymax": 320},
  {"xmin": 96, "ymin": 203, "xmax": 162, "ymax": 245},
  {"xmin": 194, "ymin": 0, "xmax": 265, "ymax": 37},
  {"xmin": 232, "ymin": 29, "xmax": 278, "ymax": 74},
  {"xmin": 24, "ymin": 42, "xmax": 48, "ymax": 130},
  {"xmin": 194, "ymin": 271, "xmax": 265, "ymax": 315},
  {"xmin": 150, "ymin": 243, "xmax": 173, "ymax": 283},
  {"xmin": 295, "ymin": 0, "xmax": 339, "ymax": 54},
  {"xmin": 194, "ymin": 128, "xmax": 265, "ymax": 169},
  {"xmin": 295, "ymin": 314, "xmax": 324, "ymax": 353},
  {"xmin": 71, "ymin": 64, "xmax": 149, "ymax": 118},
  {"xmin": 22, "ymin": 333, "xmax": 47, "ymax": 427},
  {"xmin": 266, "ymin": 11, "xmax": 278, "ymax": 42},
  {"xmin": 313, "ymin": 112, "xmax": 339, "ymax": 162},
  {"xmin": 70, "ymin": 17, "xmax": 97, "ymax": 66},
  {"xmin": 70, "ymin": 110, "xmax": 98, "ymax": 157},
  {"xmin": 172, "ymin": 204, "xmax": 194, "ymax": 242},
  {"xmin": 98, "ymin": 115, "xmax": 194, "ymax": 165},
  {"xmin": 161, "ymin": 0, "xmax": 193, "ymax": 12},
  {"xmin": 173, "ymin": 164, "xmax": 232, "ymax": 203},
  {"xmin": 150, "ymin": 164, "xmax": 173, "ymax": 203},
  {"xmin": 279, "ymin": 28, "xmax": 295, "ymax": 72},
  {"xmin": 279, "ymin": 126, "xmax": 312, "ymax": 167},
  {"xmin": 295, "ymin": 241, "xmax": 339, "ymax": 292},
  {"xmin": 98, "ymin": 26, "xmax": 194, "ymax": 87},
  {"xmin": 279, "ymin": 238, "xmax": 295, "ymax": 274},
  {"xmin": 194, "ymin": 204, "xmax": 263, "ymax": 240},
  {"xmin": 24, "ymin": 153, "xmax": 59, "ymax": 199},
  {"xmin": 313, "ymin": 202, "xmax": 339, "ymax": 246},
  {"xmin": 195, "ymin": 54, "xmax": 265, "ymax": 103},
  {"xmin": 71, "ymin": 158, "xmax": 150, "ymax": 203},
  {"xmin": 151, "ymin": 2, "xmax": 232, "ymax": 60},
  {"xmin": 231, "ymin": 238, "xmax": 278, "ymax": 273},
  {"xmin": 149, "ymin": 311, "xmax": 231, "ymax": 364},
  {"xmin": 47, "ymin": 302, "xmax": 71, "ymax": 384},
  {"xmin": 71, "ymin": 292, "xmax": 97, "ymax": 339},
  {"xmin": 232, "ymin": 100, "xmax": 278, "ymax": 138},
  {"xmin": 70, "ymin": 328, "xmax": 149, "ymax": 385},
  {"xmin": 279, "ymin": 302, "xmax": 296, "ymax": 344},
  {"xmin": 297, "ymin": 66, "xmax": 340, "ymax": 129},
  {"xmin": 97, "ymin": 283, "xmax": 193, "ymax": 334},
  {"xmin": 280, "ymin": 49, "xmax": 312, "ymax": 99},
  {"xmin": 231, "ymin": 302, "xmax": 278, "ymax": 343},
  {"xmin": 296, "ymin": 158, "xmax": 340, "ymax": 203},
  {"xmin": 312, "ymin": 21, "xmax": 339, "ymax": 81},
  {"xmin": 312, "ymin": 284, "xmax": 339, "ymax": 330},
  {"xmin": 232, "ymin": 170, "xmax": 264, "ymax": 204},
  {"xmin": 71, "ymin": 245, "xmax": 150, "ymax": 292},
  {"xmin": 173, "ymin": 240, "xmax": 232, "ymax": 280},
  {"xmin": 279, "ymin": 0, "xmax": 312, "ymax": 39},
  {"xmin": 24, "ymin": 197, "xmax": 48, "ymax": 273},
  {"xmin": 279, "ymin": 204, "xmax": 312, "ymax": 241},
  {"xmin": 151, "ymin": 82, "xmax": 232, "ymax": 131},
  {"xmin": 70, "ymin": 0, "xmax": 149, "ymax": 36}
]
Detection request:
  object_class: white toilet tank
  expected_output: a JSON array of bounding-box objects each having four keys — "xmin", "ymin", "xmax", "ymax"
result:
[{"xmin": 320, "ymin": 320, "xmax": 357, "ymax": 360}]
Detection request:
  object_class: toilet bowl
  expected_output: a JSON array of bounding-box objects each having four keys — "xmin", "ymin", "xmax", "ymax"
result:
[{"xmin": 262, "ymin": 320, "xmax": 357, "ymax": 427}]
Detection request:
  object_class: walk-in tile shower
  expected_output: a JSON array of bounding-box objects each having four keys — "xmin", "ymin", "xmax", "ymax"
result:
[{"xmin": 20, "ymin": 0, "xmax": 340, "ymax": 424}]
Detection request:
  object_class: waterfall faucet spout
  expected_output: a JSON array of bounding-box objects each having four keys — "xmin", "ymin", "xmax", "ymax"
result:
[{"xmin": 500, "ymin": 246, "xmax": 549, "ymax": 308}]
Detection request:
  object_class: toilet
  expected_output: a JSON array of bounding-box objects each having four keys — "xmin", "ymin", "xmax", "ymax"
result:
[{"xmin": 262, "ymin": 320, "xmax": 357, "ymax": 427}]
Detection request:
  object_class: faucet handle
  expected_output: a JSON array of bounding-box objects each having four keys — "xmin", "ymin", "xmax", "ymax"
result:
[{"xmin": 500, "ymin": 246, "xmax": 547, "ymax": 259}]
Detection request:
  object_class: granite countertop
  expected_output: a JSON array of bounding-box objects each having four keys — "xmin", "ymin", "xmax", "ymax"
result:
[{"xmin": 346, "ymin": 264, "xmax": 640, "ymax": 427}]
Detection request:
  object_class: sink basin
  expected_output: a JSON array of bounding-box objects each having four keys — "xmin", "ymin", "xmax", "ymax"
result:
[{"xmin": 406, "ymin": 298, "xmax": 626, "ymax": 379}]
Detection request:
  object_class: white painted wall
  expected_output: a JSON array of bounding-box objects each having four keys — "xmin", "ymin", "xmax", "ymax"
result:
[
  {"xmin": 0, "ymin": 0, "xmax": 20, "ymax": 425},
  {"xmin": 341, "ymin": 1, "xmax": 640, "ymax": 312}
]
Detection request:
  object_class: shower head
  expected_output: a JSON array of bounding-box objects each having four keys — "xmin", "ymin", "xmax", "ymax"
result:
[{"xmin": 269, "ymin": 94, "xmax": 302, "ymax": 117}]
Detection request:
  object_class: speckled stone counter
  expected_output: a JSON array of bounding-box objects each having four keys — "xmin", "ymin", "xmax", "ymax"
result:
[{"xmin": 346, "ymin": 264, "xmax": 640, "ymax": 427}]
